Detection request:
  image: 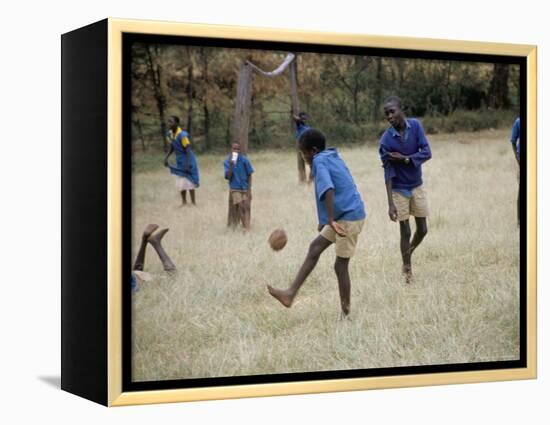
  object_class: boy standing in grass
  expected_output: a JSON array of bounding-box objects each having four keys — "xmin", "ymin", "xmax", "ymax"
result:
[
  {"xmin": 224, "ymin": 142, "xmax": 254, "ymax": 230},
  {"xmin": 510, "ymin": 117, "xmax": 520, "ymax": 225},
  {"xmin": 379, "ymin": 96, "xmax": 432, "ymax": 284},
  {"xmin": 267, "ymin": 129, "xmax": 366, "ymax": 318}
]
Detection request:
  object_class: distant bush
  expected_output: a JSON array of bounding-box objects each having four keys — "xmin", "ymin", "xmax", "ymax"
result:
[{"xmin": 421, "ymin": 109, "xmax": 517, "ymax": 134}]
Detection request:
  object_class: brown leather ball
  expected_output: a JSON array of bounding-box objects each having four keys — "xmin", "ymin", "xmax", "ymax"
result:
[{"xmin": 268, "ymin": 229, "xmax": 287, "ymax": 251}]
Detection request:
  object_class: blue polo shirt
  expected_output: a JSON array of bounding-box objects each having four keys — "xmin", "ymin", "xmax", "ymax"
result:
[
  {"xmin": 312, "ymin": 148, "xmax": 366, "ymax": 225},
  {"xmin": 224, "ymin": 154, "xmax": 254, "ymax": 191},
  {"xmin": 295, "ymin": 121, "xmax": 311, "ymax": 139},
  {"xmin": 511, "ymin": 117, "xmax": 520, "ymax": 157},
  {"xmin": 378, "ymin": 118, "xmax": 432, "ymax": 191}
]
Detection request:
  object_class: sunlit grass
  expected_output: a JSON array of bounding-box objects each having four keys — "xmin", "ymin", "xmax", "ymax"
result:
[{"xmin": 131, "ymin": 129, "xmax": 519, "ymax": 381}]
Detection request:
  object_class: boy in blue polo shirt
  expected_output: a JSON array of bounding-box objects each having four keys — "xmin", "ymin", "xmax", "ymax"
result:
[
  {"xmin": 510, "ymin": 117, "xmax": 520, "ymax": 224},
  {"xmin": 379, "ymin": 96, "xmax": 432, "ymax": 284},
  {"xmin": 267, "ymin": 129, "xmax": 366, "ymax": 318},
  {"xmin": 224, "ymin": 142, "xmax": 254, "ymax": 230}
]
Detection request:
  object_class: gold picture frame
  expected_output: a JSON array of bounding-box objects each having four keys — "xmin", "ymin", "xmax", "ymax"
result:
[{"xmin": 61, "ymin": 17, "xmax": 537, "ymax": 407}]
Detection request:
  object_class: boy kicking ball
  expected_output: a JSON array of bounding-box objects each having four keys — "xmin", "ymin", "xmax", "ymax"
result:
[
  {"xmin": 267, "ymin": 129, "xmax": 366, "ymax": 318},
  {"xmin": 379, "ymin": 96, "xmax": 432, "ymax": 284}
]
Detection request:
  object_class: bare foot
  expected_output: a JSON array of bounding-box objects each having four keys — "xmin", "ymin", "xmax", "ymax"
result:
[
  {"xmin": 267, "ymin": 285, "xmax": 293, "ymax": 308},
  {"xmin": 148, "ymin": 228, "xmax": 169, "ymax": 244},
  {"xmin": 402, "ymin": 264, "xmax": 413, "ymax": 284},
  {"xmin": 339, "ymin": 310, "xmax": 351, "ymax": 321},
  {"xmin": 142, "ymin": 224, "xmax": 159, "ymax": 241}
]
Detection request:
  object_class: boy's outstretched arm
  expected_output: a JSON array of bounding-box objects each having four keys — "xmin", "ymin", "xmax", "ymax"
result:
[{"xmin": 324, "ymin": 189, "xmax": 346, "ymax": 236}]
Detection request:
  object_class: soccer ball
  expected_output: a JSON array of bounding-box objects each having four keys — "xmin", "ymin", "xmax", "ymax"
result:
[{"xmin": 268, "ymin": 229, "xmax": 287, "ymax": 251}]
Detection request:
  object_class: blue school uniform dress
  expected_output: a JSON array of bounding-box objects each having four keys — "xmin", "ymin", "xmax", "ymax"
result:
[
  {"xmin": 166, "ymin": 127, "xmax": 200, "ymax": 187},
  {"xmin": 510, "ymin": 117, "xmax": 520, "ymax": 159},
  {"xmin": 378, "ymin": 118, "xmax": 432, "ymax": 198},
  {"xmin": 224, "ymin": 154, "xmax": 254, "ymax": 191},
  {"xmin": 312, "ymin": 148, "xmax": 366, "ymax": 226}
]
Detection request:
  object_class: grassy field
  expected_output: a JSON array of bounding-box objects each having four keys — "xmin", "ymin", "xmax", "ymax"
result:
[{"xmin": 131, "ymin": 129, "xmax": 520, "ymax": 382}]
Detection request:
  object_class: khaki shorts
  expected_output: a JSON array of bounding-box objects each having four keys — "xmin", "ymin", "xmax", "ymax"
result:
[
  {"xmin": 392, "ymin": 185, "xmax": 429, "ymax": 221},
  {"xmin": 230, "ymin": 190, "xmax": 249, "ymax": 205},
  {"xmin": 320, "ymin": 219, "xmax": 365, "ymax": 258}
]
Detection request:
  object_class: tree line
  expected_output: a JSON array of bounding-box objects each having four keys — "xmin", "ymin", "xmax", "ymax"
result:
[{"xmin": 131, "ymin": 43, "xmax": 520, "ymax": 153}]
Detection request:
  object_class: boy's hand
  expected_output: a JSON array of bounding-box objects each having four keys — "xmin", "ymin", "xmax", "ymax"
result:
[
  {"xmin": 388, "ymin": 204, "xmax": 398, "ymax": 222},
  {"xmin": 330, "ymin": 221, "xmax": 346, "ymax": 237},
  {"xmin": 163, "ymin": 159, "xmax": 168, "ymax": 167},
  {"xmin": 389, "ymin": 152, "xmax": 407, "ymax": 161}
]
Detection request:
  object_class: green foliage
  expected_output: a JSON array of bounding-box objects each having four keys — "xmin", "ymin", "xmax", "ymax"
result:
[{"xmin": 131, "ymin": 45, "xmax": 520, "ymax": 154}]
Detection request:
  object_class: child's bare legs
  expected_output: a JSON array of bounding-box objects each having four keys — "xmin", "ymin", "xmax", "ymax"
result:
[
  {"xmin": 238, "ymin": 199, "xmax": 251, "ymax": 230},
  {"xmin": 399, "ymin": 220, "xmax": 413, "ymax": 282},
  {"xmin": 334, "ymin": 256, "xmax": 351, "ymax": 316},
  {"xmin": 267, "ymin": 235, "xmax": 332, "ymax": 307},
  {"xmin": 148, "ymin": 228, "xmax": 176, "ymax": 271},
  {"xmin": 399, "ymin": 217, "xmax": 428, "ymax": 283},
  {"xmin": 180, "ymin": 190, "xmax": 187, "ymax": 205},
  {"xmin": 133, "ymin": 224, "xmax": 159, "ymax": 271},
  {"xmin": 190, "ymin": 189, "xmax": 196, "ymax": 205},
  {"xmin": 409, "ymin": 217, "xmax": 428, "ymax": 256}
]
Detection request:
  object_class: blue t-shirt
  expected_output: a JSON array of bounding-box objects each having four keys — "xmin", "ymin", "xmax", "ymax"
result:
[
  {"xmin": 295, "ymin": 121, "xmax": 311, "ymax": 139},
  {"xmin": 511, "ymin": 117, "xmax": 520, "ymax": 157},
  {"xmin": 312, "ymin": 148, "xmax": 366, "ymax": 225},
  {"xmin": 378, "ymin": 118, "xmax": 432, "ymax": 190},
  {"xmin": 224, "ymin": 154, "xmax": 254, "ymax": 191}
]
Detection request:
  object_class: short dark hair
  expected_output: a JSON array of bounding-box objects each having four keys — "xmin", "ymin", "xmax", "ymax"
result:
[
  {"xmin": 170, "ymin": 115, "xmax": 180, "ymax": 124},
  {"xmin": 298, "ymin": 111, "xmax": 308, "ymax": 119},
  {"xmin": 299, "ymin": 128, "xmax": 326, "ymax": 151},
  {"xmin": 384, "ymin": 96, "xmax": 402, "ymax": 109}
]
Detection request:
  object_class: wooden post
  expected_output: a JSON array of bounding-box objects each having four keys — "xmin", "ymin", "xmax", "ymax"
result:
[
  {"xmin": 232, "ymin": 63, "xmax": 253, "ymax": 154},
  {"xmin": 289, "ymin": 55, "xmax": 306, "ymax": 182}
]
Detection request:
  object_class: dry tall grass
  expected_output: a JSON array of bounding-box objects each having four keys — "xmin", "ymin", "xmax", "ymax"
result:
[{"xmin": 131, "ymin": 129, "xmax": 519, "ymax": 382}]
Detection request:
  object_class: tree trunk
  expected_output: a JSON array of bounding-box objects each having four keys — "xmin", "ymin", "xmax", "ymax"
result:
[
  {"xmin": 201, "ymin": 48, "xmax": 210, "ymax": 150},
  {"xmin": 232, "ymin": 62, "xmax": 253, "ymax": 154},
  {"xmin": 145, "ymin": 45, "xmax": 167, "ymax": 151},
  {"xmin": 186, "ymin": 47, "xmax": 194, "ymax": 134},
  {"xmin": 135, "ymin": 117, "xmax": 146, "ymax": 151},
  {"xmin": 489, "ymin": 63, "xmax": 510, "ymax": 109},
  {"xmin": 289, "ymin": 55, "xmax": 306, "ymax": 182},
  {"xmin": 372, "ymin": 57, "xmax": 383, "ymax": 120}
]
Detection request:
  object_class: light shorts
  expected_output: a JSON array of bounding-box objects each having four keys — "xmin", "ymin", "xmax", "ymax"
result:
[
  {"xmin": 392, "ymin": 185, "xmax": 429, "ymax": 221},
  {"xmin": 230, "ymin": 190, "xmax": 249, "ymax": 205},
  {"xmin": 320, "ymin": 219, "xmax": 365, "ymax": 258},
  {"xmin": 175, "ymin": 176, "xmax": 197, "ymax": 191}
]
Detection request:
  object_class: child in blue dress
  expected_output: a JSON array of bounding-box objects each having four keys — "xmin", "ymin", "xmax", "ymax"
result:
[{"xmin": 163, "ymin": 116, "xmax": 200, "ymax": 205}]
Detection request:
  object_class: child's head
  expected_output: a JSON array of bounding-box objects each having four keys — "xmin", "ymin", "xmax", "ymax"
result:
[
  {"xmin": 383, "ymin": 96, "xmax": 405, "ymax": 129},
  {"xmin": 298, "ymin": 128, "xmax": 325, "ymax": 165},
  {"xmin": 231, "ymin": 142, "xmax": 241, "ymax": 153},
  {"xmin": 298, "ymin": 111, "xmax": 308, "ymax": 121},
  {"xmin": 167, "ymin": 115, "xmax": 180, "ymax": 130}
]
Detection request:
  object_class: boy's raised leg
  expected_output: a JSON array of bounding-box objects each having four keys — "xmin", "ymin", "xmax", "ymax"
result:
[
  {"xmin": 133, "ymin": 223, "xmax": 159, "ymax": 271},
  {"xmin": 334, "ymin": 256, "xmax": 351, "ymax": 316},
  {"xmin": 148, "ymin": 228, "xmax": 176, "ymax": 272},
  {"xmin": 268, "ymin": 235, "xmax": 332, "ymax": 307}
]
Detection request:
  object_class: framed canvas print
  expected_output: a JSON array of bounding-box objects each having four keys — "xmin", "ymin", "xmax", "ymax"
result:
[{"xmin": 61, "ymin": 18, "xmax": 537, "ymax": 406}]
